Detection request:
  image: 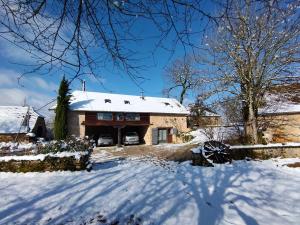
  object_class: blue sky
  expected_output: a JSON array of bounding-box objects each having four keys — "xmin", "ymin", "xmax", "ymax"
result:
[
  {"xmin": 0, "ymin": 2, "xmax": 219, "ymax": 118},
  {"xmin": 0, "ymin": 36, "xmax": 197, "ymax": 116}
]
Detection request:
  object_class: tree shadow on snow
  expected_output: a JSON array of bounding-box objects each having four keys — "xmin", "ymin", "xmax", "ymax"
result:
[{"xmin": 0, "ymin": 159, "xmax": 297, "ymax": 225}]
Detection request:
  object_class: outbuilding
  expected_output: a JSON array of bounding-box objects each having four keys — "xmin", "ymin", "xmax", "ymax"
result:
[{"xmin": 0, "ymin": 106, "xmax": 47, "ymax": 142}]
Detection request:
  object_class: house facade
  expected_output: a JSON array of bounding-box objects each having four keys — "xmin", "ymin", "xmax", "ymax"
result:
[
  {"xmin": 259, "ymin": 112, "xmax": 300, "ymax": 143},
  {"xmin": 258, "ymin": 86, "xmax": 300, "ymax": 143},
  {"xmin": 0, "ymin": 106, "xmax": 46, "ymax": 142},
  {"xmin": 67, "ymin": 91, "xmax": 190, "ymax": 145}
]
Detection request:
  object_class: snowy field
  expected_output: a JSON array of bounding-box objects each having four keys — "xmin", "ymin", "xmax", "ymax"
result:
[{"xmin": 0, "ymin": 158, "xmax": 300, "ymax": 225}]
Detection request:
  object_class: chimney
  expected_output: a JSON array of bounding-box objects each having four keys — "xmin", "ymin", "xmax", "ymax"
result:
[{"xmin": 82, "ymin": 80, "xmax": 86, "ymax": 91}]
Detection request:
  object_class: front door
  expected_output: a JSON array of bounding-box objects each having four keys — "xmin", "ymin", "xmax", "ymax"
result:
[{"xmin": 158, "ymin": 129, "xmax": 168, "ymax": 143}]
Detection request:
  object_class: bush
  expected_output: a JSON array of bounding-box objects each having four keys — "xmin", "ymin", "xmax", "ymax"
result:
[
  {"xmin": 0, "ymin": 153, "xmax": 90, "ymax": 172},
  {"xmin": 180, "ymin": 133, "xmax": 194, "ymax": 143},
  {"xmin": 37, "ymin": 136, "xmax": 94, "ymax": 154}
]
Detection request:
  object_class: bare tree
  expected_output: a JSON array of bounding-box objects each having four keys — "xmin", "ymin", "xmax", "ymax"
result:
[
  {"xmin": 200, "ymin": 0, "xmax": 300, "ymax": 144},
  {"xmin": 221, "ymin": 96, "xmax": 243, "ymax": 126},
  {"xmin": 163, "ymin": 56, "xmax": 201, "ymax": 103},
  {"xmin": 0, "ymin": 0, "xmax": 219, "ymax": 84}
]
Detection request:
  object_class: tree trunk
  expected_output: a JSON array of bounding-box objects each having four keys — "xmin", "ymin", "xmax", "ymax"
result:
[
  {"xmin": 244, "ymin": 100, "xmax": 258, "ymax": 144},
  {"xmin": 179, "ymin": 88, "xmax": 187, "ymax": 104}
]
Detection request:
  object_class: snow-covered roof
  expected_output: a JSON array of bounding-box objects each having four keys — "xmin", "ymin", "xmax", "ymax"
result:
[
  {"xmin": 0, "ymin": 106, "xmax": 42, "ymax": 134},
  {"xmin": 187, "ymin": 105, "xmax": 220, "ymax": 117},
  {"xmin": 258, "ymin": 94, "xmax": 300, "ymax": 115},
  {"xmin": 68, "ymin": 90, "xmax": 189, "ymax": 115},
  {"xmin": 202, "ymin": 110, "xmax": 220, "ymax": 117}
]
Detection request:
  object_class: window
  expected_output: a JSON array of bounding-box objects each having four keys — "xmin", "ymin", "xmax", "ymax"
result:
[
  {"xmin": 116, "ymin": 112, "xmax": 124, "ymax": 121},
  {"xmin": 97, "ymin": 112, "xmax": 113, "ymax": 120},
  {"xmin": 104, "ymin": 99, "xmax": 111, "ymax": 103},
  {"xmin": 125, "ymin": 113, "xmax": 140, "ymax": 121},
  {"xmin": 124, "ymin": 100, "xmax": 130, "ymax": 104},
  {"xmin": 163, "ymin": 102, "xmax": 170, "ymax": 106}
]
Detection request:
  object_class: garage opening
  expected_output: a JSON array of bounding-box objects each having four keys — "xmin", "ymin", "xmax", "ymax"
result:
[
  {"xmin": 123, "ymin": 126, "xmax": 148, "ymax": 144},
  {"xmin": 85, "ymin": 126, "xmax": 116, "ymax": 144},
  {"xmin": 86, "ymin": 125, "xmax": 148, "ymax": 145}
]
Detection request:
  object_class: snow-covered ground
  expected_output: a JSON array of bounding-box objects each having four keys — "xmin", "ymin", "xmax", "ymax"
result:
[{"xmin": 0, "ymin": 157, "xmax": 299, "ymax": 225}]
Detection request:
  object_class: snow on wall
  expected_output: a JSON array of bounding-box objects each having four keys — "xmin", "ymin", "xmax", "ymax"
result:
[
  {"xmin": 0, "ymin": 106, "xmax": 42, "ymax": 134},
  {"xmin": 0, "ymin": 151, "xmax": 89, "ymax": 162},
  {"xmin": 65, "ymin": 90, "xmax": 189, "ymax": 115}
]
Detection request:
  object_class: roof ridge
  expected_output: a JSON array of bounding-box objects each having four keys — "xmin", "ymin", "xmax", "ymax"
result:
[{"xmin": 71, "ymin": 90, "xmax": 178, "ymax": 101}]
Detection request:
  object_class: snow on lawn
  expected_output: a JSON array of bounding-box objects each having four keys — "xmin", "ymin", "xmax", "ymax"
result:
[{"xmin": 0, "ymin": 158, "xmax": 300, "ymax": 225}]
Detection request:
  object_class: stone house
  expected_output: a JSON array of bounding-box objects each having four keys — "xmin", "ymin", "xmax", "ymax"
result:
[
  {"xmin": 66, "ymin": 90, "xmax": 190, "ymax": 145},
  {"xmin": 0, "ymin": 106, "xmax": 47, "ymax": 142},
  {"xmin": 258, "ymin": 86, "xmax": 300, "ymax": 143}
]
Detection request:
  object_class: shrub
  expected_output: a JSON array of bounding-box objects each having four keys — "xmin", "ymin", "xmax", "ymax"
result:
[
  {"xmin": 37, "ymin": 136, "xmax": 94, "ymax": 154},
  {"xmin": 54, "ymin": 76, "xmax": 71, "ymax": 140}
]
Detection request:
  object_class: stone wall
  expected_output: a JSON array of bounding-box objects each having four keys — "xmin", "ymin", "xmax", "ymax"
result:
[
  {"xmin": 229, "ymin": 146, "xmax": 300, "ymax": 160},
  {"xmin": 0, "ymin": 133, "xmax": 28, "ymax": 142},
  {"xmin": 67, "ymin": 111, "xmax": 85, "ymax": 138},
  {"xmin": 144, "ymin": 114, "xmax": 189, "ymax": 145},
  {"xmin": 0, "ymin": 154, "xmax": 90, "ymax": 172},
  {"xmin": 259, "ymin": 113, "xmax": 300, "ymax": 143}
]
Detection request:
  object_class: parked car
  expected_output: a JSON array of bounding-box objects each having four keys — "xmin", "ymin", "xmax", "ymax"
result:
[
  {"xmin": 123, "ymin": 132, "xmax": 139, "ymax": 145},
  {"xmin": 97, "ymin": 134, "xmax": 114, "ymax": 146}
]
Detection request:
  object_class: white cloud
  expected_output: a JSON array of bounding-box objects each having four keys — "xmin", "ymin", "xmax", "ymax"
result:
[
  {"xmin": 0, "ymin": 68, "xmax": 58, "ymax": 92},
  {"xmin": 32, "ymin": 77, "xmax": 58, "ymax": 92},
  {"xmin": 0, "ymin": 87, "xmax": 55, "ymax": 118},
  {"xmin": 0, "ymin": 69, "xmax": 58, "ymax": 119},
  {"xmin": 0, "ymin": 39, "xmax": 36, "ymax": 63},
  {"xmin": 0, "ymin": 69, "xmax": 20, "ymax": 86}
]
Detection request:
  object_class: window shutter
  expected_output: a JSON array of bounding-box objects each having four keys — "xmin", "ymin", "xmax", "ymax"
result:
[
  {"xmin": 152, "ymin": 128, "xmax": 158, "ymax": 145},
  {"xmin": 172, "ymin": 128, "xmax": 178, "ymax": 135}
]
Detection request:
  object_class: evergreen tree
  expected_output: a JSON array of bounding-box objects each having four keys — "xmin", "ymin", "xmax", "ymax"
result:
[{"xmin": 54, "ymin": 76, "xmax": 71, "ymax": 140}]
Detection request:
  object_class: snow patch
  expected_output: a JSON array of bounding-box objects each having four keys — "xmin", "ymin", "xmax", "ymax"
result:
[
  {"xmin": 231, "ymin": 142, "xmax": 300, "ymax": 149},
  {"xmin": 0, "ymin": 151, "xmax": 89, "ymax": 162},
  {"xmin": 0, "ymin": 142, "xmax": 36, "ymax": 151}
]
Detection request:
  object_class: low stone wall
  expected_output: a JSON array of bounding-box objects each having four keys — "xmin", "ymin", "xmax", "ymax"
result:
[
  {"xmin": 0, "ymin": 134, "xmax": 29, "ymax": 142},
  {"xmin": 229, "ymin": 146, "xmax": 300, "ymax": 160},
  {"xmin": 0, "ymin": 154, "xmax": 90, "ymax": 172}
]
